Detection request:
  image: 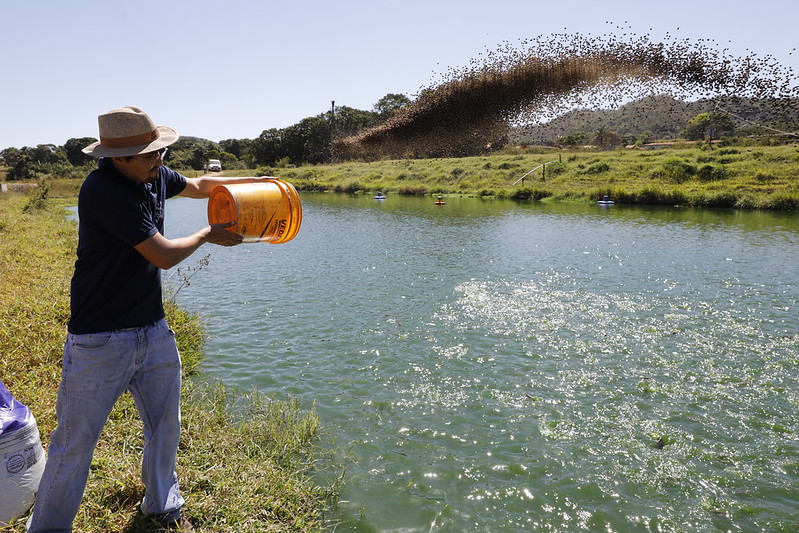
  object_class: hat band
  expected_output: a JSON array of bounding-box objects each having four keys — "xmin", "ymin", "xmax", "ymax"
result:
[{"xmin": 100, "ymin": 129, "xmax": 160, "ymax": 149}]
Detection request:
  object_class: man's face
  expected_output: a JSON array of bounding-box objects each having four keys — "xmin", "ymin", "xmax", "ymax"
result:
[{"xmin": 111, "ymin": 148, "xmax": 167, "ymax": 184}]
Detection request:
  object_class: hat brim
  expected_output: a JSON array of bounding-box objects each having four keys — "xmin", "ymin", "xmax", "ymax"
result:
[{"xmin": 82, "ymin": 126, "xmax": 179, "ymax": 158}]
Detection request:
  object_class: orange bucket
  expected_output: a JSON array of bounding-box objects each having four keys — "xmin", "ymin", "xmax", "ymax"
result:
[{"xmin": 207, "ymin": 180, "xmax": 302, "ymax": 244}]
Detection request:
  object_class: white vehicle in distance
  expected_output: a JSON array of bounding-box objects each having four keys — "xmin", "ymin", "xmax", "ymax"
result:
[{"xmin": 206, "ymin": 159, "xmax": 222, "ymax": 172}]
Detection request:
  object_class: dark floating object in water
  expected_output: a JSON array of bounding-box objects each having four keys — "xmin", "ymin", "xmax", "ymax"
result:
[{"xmin": 335, "ymin": 31, "xmax": 799, "ymax": 160}]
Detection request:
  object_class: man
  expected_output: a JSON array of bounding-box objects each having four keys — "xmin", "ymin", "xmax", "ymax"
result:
[{"xmin": 28, "ymin": 106, "xmax": 272, "ymax": 532}]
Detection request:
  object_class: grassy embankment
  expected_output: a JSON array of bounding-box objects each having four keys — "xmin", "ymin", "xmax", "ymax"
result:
[
  {"xmin": 246, "ymin": 143, "xmax": 799, "ymax": 209},
  {"xmin": 19, "ymin": 143, "xmax": 799, "ymax": 210},
  {"xmin": 0, "ymin": 188, "xmax": 338, "ymax": 532},
  {"xmin": 0, "ymin": 141, "xmax": 796, "ymax": 529}
]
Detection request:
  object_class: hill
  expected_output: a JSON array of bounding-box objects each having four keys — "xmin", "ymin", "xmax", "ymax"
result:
[{"xmin": 511, "ymin": 95, "xmax": 799, "ymax": 144}]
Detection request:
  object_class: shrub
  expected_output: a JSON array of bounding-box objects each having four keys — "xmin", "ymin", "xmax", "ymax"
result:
[
  {"xmin": 764, "ymin": 193, "xmax": 799, "ymax": 210},
  {"xmin": 398, "ymin": 187, "xmax": 427, "ymax": 196},
  {"xmin": 693, "ymin": 191, "xmax": 738, "ymax": 208},
  {"xmin": 656, "ymin": 158, "xmax": 696, "ymax": 183},
  {"xmin": 274, "ymin": 157, "xmax": 292, "ymax": 168},
  {"xmin": 334, "ymin": 181, "xmax": 363, "ymax": 194},
  {"xmin": 754, "ymin": 172, "xmax": 778, "ymax": 182},
  {"xmin": 256, "ymin": 166, "xmax": 276, "ymax": 177},
  {"xmin": 295, "ymin": 182, "xmax": 328, "ymax": 192},
  {"xmin": 697, "ymin": 164, "xmax": 727, "ymax": 182},
  {"xmin": 22, "ymin": 182, "xmax": 50, "ymax": 212},
  {"xmin": 580, "ymin": 162, "xmax": 610, "ymax": 175},
  {"xmin": 636, "ymin": 187, "xmax": 688, "ymax": 205},
  {"xmin": 545, "ymin": 162, "xmax": 567, "ymax": 176},
  {"xmin": 510, "ymin": 188, "xmax": 552, "ymax": 201},
  {"xmin": 510, "ymin": 188, "xmax": 532, "ymax": 200}
]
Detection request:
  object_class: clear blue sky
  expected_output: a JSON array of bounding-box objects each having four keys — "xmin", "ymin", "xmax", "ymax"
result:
[{"xmin": 1, "ymin": 0, "xmax": 797, "ymax": 149}]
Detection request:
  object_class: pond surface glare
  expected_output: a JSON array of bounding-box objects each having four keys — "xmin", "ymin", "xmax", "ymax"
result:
[{"xmin": 166, "ymin": 193, "xmax": 799, "ymax": 531}]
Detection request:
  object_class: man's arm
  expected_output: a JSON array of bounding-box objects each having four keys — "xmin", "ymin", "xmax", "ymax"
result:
[
  {"xmin": 179, "ymin": 175, "xmax": 278, "ymax": 199},
  {"xmin": 134, "ymin": 223, "xmax": 242, "ymax": 270},
  {"xmin": 145, "ymin": 175, "xmax": 279, "ymax": 269}
]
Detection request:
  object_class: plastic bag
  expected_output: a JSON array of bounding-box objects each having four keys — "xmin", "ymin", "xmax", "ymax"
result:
[
  {"xmin": 0, "ymin": 380, "xmax": 45, "ymax": 525},
  {"xmin": 1, "ymin": 380, "xmax": 32, "ymax": 435}
]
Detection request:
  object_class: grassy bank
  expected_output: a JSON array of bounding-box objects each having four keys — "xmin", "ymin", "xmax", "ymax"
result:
[
  {"xmin": 10, "ymin": 143, "xmax": 799, "ymax": 210},
  {"xmin": 0, "ymin": 191, "xmax": 337, "ymax": 532},
  {"xmin": 245, "ymin": 143, "xmax": 799, "ymax": 209}
]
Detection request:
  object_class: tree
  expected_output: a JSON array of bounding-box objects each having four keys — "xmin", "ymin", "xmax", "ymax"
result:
[
  {"xmin": 165, "ymin": 136, "xmax": 227, "ymax": 170},
  {"xmin": 188, "ymin": 147, "xmax": 208, "ymax": 170},
  {"xmin": 682, "ymin": 113, "xmax": 735, "ymax": 141},
  {"xmin": 251, "ymin": 106, "xmax": 382, "ymax": 166},
  {"xmin": 556, "ymin": 132, "xmax": 588, "ymax": 147},
  {"xmin": 217, "ymin": 152, "xmax": 239, "ymax": 169},
  {"xmin": 373, "ymin": 93, "xmax": 411, "ymax": 117},
  {"xmin": 29, "ymin": 144, "xmax": 67, "ymax": 165},
  {"xmin": 1, "ymin": 147, "xmax": 23, "ymax": 168},
  {"xmin": 592, "ymin": 128, "xmax": 622, "ymax": 148},
  {"xmin": 332, "ymin": 106, "xmax": 381, "ymax": 138},
  {"xmin": 219, "ymin": 138, "xmax": 252, "ymax": 159},
  {"xmin": 1, "ymin": 145, "xmax": 69, "ymax": 180},
  {"xmin": 64, "ymin": 137, "xmax": 97, "ymax": 166},
  {"xmin": 0, "ymin": 148, "xmax": 31, "ymax": 180},
  {"xmin": 251, "ymin": 129, "xmax": 284, "ymax": 166},
  {"xmin": 281, "ymin": 116, "xmax": 331, "ymax": 165}
]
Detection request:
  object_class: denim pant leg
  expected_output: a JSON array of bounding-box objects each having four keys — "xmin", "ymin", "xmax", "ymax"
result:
[
  {"xmin": 129, "ymin": 319, "xmax": 185, "ymax": 516},
  {"xmin": 28, "ymin": 330, "xmax": 138, "ymax": 533}
]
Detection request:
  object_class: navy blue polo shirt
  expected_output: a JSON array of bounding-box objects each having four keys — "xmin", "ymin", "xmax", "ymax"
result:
[{"xmin": 68, "ymin": 159, "xmax": 187, "ymax": 334}]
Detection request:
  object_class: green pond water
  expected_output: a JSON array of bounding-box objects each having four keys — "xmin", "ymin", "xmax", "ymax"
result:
[{"xmin": 166, "ymin": 193, "xmax": 799, "ymax": 531}]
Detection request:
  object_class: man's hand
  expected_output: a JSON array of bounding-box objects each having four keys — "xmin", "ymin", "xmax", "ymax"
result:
[
  {"xmin": 206, "ymin": 222, "xmax": 244, "ymax": 247},
  {"xmin": 135, "ymin": 223, "xmax": 243, "ymax": 270}
]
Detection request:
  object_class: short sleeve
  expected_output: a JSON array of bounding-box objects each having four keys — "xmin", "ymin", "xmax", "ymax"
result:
[
  {"xmin": 162, "ymin": 166, "xmax": 187, "ymax": 198},
  {"xmin": 80, "ymin": 176, "xmax": 158, "ymax": 247}
]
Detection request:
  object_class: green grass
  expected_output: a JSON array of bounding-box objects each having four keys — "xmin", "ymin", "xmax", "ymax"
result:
[
  {"xmin": 12, "ymin": 142, "xmax": 799, "ymax": 210},
  {"xmin": 0, "ymin": 191, "xmax": 338, "ymax": 532},
  {"xmin": 230, "ymin": 143, "xmax": 799, "ymax": 209}
]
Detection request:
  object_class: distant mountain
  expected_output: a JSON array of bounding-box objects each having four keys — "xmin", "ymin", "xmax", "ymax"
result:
[{"xmin": 511, "ymin": 95, "xmax": 799, "ymax": 144}]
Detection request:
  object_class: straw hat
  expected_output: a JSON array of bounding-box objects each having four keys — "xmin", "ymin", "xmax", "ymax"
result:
[{"xmin": 82, "ymin": 106, "xmax": 179, "ymax": 157}]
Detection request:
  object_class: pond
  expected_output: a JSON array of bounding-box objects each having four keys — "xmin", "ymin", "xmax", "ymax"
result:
[{"xmin": 165, "ymin": 193, "xmax": 799, "ymax": 531}]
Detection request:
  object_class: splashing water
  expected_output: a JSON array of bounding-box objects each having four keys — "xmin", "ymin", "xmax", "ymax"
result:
[{"xmin": 420, "ymin": 276, "xmax": 799, "ymax": 530}]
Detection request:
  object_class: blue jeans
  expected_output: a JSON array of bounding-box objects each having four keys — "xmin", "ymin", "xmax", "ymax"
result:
[{"xmin": 27, "ymin": 319, "xmax": 185, "ymax": 533}]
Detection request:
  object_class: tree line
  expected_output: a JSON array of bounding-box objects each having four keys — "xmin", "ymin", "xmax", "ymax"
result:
[
  {"xmin": 0, "ymin": 94, "xmax": 410, "ymax": 181},
  {"xmin": 3, "ymin": 94, "xmax": 796, "ymax": 181}
]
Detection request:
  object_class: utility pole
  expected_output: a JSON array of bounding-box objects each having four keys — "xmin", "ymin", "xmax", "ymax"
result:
[{"xmin": 329, "ymin": 101, "xmax": 336, "ymax": 162}]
